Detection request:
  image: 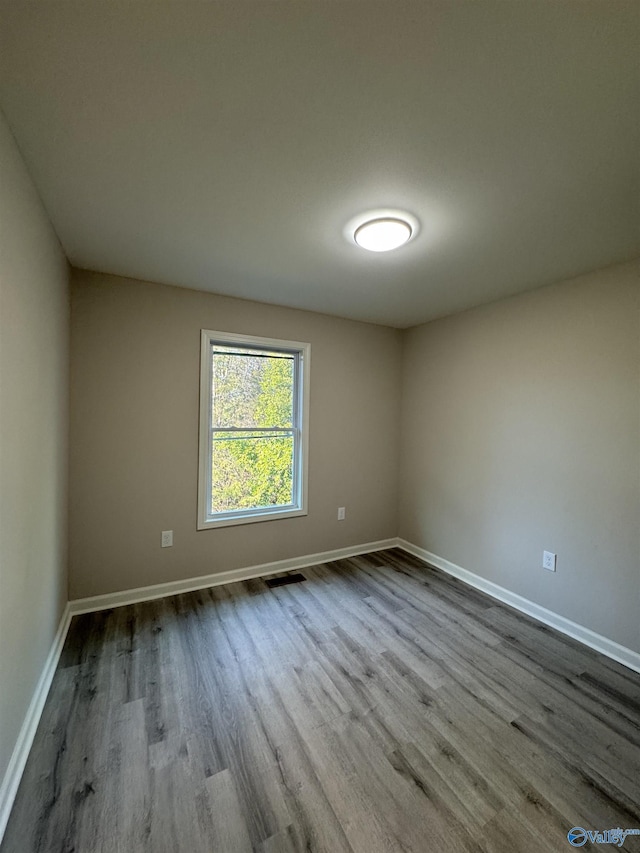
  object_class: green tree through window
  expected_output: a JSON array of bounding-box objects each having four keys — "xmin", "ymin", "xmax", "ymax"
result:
[{"xmin": 211, "ymin": 347, "xmax": 295, "ymax": 513}]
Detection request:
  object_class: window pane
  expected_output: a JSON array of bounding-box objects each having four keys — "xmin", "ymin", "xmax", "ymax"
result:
[
  {"xmin": 212, "ymin": 347, "xmax": 294, "ymax": 428},
  {"xmin": 211, "ymin": 431, "xmax": 294, "ymax": 513}
]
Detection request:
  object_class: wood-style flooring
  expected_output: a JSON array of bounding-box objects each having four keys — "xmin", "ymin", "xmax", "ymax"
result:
[{"xmin": 3, "ymin": 548, "xmax": 640, "ymax": 852}]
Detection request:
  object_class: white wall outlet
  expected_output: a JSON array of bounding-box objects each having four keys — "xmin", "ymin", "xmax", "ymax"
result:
[
  {"xmin": 543, "ymin": 550, "xmax": 556, "ymax": 572},
  {"xmin": 161, "ymin": 530, "xmax": 173, "ymax": 548},
  {"xmin": 337, "ymin": 506, "xmax": 346, "ymax": 521}
]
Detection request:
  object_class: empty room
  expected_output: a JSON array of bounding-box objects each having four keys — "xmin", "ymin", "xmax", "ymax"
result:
[{"xmin": 1, "ymin": 2, "xmax": 639, "ymax": 851}]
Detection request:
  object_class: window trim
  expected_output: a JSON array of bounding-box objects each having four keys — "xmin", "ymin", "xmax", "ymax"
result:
[{"xmin": 197, "ymin": 329, "xmax": 310, "ymax": 530}]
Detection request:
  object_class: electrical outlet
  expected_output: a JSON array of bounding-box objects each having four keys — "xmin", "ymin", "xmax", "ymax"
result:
[
  {"xmin": 337, "ymin": 507, "xmax": 346, "ymax": 521},
  {"xmin": 543, "ymin": 551, "xmax": 556, "ymax": 572},
  {"xmin": 161, "ymin": 530, "xmax": 173, "ymax": 548}
]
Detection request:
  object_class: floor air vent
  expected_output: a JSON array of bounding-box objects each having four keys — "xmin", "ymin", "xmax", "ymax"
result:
[{"xmin": 265, "ymin": 573, "xmax": 307, "ymax": 588}]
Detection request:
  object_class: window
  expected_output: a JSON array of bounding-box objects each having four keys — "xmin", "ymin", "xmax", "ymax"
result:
[{"xmin": 198, "ymin": 330, "xmax": 310, "ymax": 529}]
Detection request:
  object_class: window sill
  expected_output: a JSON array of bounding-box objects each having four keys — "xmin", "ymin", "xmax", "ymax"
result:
[{"xmin": 197, "ymin": 506, "xmax": 308, "ymax": 530}]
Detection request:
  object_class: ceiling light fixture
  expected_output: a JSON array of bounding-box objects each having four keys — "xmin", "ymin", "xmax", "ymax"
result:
[
  {"xmin": 346, "ymin": 209, "xmax": 419, "ymax": 253},
  {"xmin": 354, "ymin": 217, "xmax": 412, "ymax": 252}
]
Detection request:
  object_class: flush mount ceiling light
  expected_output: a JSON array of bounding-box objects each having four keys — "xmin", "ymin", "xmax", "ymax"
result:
[
  {"xmin": 354, "ymin": 217, "xmax": 412, "ymax": 252},
  {"xmin": 346, "ymin": 209, "xmax": 419, "ymax": 253}
]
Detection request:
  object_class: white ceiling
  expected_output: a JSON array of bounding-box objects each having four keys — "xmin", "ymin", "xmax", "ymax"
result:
[{"xmin": 1, "ymin": 1, "xmax": 638, "ymax": 327}]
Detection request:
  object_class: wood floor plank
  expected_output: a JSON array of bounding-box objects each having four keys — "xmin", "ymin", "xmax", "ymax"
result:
[
  {"xmin": 3, "ymin": 548, "xmax": 640, "ymax": 853},
  {"xmin": 199, "ymin": 769, "xmax": 253, "ymax": 853}
]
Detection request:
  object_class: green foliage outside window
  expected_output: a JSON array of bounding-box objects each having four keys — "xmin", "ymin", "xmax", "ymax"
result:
[{"xmin": 211, "ymin": 350, "xmax": 295, "ymax": 513}]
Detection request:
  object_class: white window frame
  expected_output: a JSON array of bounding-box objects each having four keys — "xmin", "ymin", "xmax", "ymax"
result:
[{"xmin": 197, "ymin": 329, "xmax": 310, "ymax": 530}]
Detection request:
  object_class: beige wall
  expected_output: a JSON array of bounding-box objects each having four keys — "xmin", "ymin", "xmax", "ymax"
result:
[
  {"xmin": 69, "ymin": 270, "xmax": 401, "ymax": 599},
  {"xmin": 0, "ymin": 111, "xmax": 69, "ymax": 789},
  {"xmin": 399, "ymin": 261, "xmax": 640, "ymax": 653}
]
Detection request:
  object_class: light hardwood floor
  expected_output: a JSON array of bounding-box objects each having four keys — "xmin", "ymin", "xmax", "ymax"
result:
[{"xmin": 3, "ymin": 549, "xmax": 640, "ymax": 852}]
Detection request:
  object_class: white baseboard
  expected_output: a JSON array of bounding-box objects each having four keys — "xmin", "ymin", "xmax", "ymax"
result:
[
  {"xmin": 397, "ymin": 539, "xmax": 640, "ymax": 675},
  {"xmin": 69, "ymin": 538, "xmax": 398, "ymax": 615},
  {"xmin": 0, "ymin": 603, "xmax": 72, "ymax": 844}
]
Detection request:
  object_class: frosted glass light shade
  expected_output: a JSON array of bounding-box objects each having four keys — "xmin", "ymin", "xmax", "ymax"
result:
[{"xmin": 354, "ymin": 217, "xmax": 412, "ymax": 252}]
